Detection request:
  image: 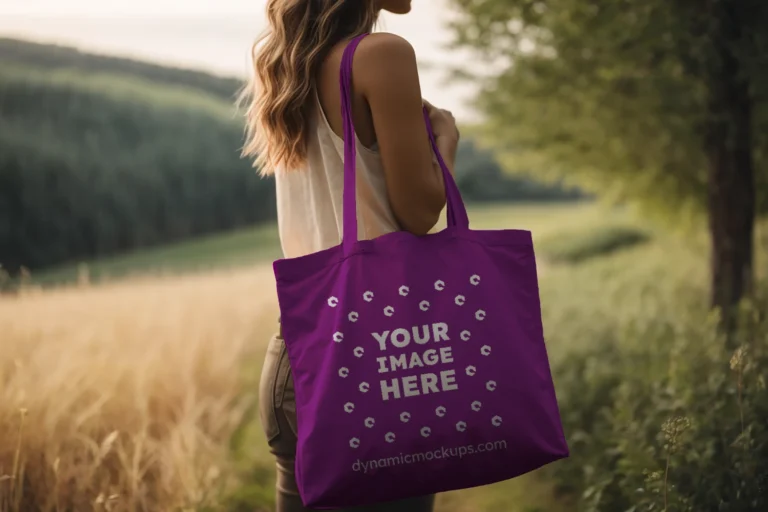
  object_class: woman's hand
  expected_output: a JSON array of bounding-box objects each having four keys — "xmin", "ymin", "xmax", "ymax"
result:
[
  {"xmin": 423, "ymin": 99, "xmax": 459, "ymax": 177},
  {"xmin": 423, "ymin": 99, "xmax": 460, "ymax": 142}
]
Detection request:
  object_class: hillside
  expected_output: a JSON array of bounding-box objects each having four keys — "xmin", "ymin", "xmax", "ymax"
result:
[
  {"xmin": 0, "ymin": 42, "xmax": 273, "ymax": 274},
  {"xmin": 0, "ymin": 37, "xmax": 243, "ymax": 100},
  {"xmin": 0, "ymin": 37, "xmax": 580, "ymax": 275}
]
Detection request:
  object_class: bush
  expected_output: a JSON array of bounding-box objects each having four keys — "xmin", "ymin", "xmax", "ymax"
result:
[
  {"xmin": 538, "ymin": 225, "xmax": 651, "ymax": 264},
  {"xmin": 549, "ymin": 287, "xmax": 768, "ymax": 511}
]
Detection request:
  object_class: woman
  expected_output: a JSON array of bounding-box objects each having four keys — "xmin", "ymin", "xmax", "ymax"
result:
[{"xmin": 241, "ymin": 1, "xmax": 460, "ymax": 510}]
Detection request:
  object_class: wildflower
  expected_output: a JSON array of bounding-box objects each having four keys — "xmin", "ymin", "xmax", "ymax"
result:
[
  {"xmin": 644, "ymin": 469, "xmax": 662, "ymax": 483},
  {"xmin": 662, "ymin": 416, "xmax": 690, "ymax": 453},
  {"xmin": 729, "ymin": 345, "xmax": 749, "ymax": 371}
]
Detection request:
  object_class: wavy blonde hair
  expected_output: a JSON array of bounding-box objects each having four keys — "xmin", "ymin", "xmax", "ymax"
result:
[{"xmin": 240, "ymin": 0, "xmax": 379, "ymax": 175}]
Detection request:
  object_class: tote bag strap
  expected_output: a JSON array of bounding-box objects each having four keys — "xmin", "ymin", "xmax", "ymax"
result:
[{"xmin": 340, "ymin": 33, "xmax": 469, "ymax": 255}]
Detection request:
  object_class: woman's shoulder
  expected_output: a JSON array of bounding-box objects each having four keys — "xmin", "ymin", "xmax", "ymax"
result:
[
  {"xmin": 353, "ymin": 32, "xmax": 419, "ymax": 91},
  {"xmin": 323, "ymin": 32, "xmax": 415, "ymax": 86},
  {"xmin": 356, "ymin": 32, "xmax": 416, "ymax": 62}
]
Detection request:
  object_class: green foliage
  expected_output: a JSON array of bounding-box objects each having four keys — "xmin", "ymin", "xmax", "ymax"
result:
[
  {"xmin": 0, "ymin": 63, "xmax": 275, "ymax": 273},
  {"xmin": 536, "ymin": 237, "xmax": 768, "ymax": 511},
  {"xmin": 447, "ymin": 0, "xmax": 768, "ymax": 218},
  {"xmin": 538, "ymin": 224, "xmax": 651, "ymax": 264},
  {"xmin": 553, "ymin": 296, "xmax": 768, "ymax": 511}
]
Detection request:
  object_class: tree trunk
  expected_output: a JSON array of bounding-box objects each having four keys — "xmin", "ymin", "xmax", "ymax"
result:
[{"xmin": 705, "ymin": 5, "xmax": 755, "ymax": 337}]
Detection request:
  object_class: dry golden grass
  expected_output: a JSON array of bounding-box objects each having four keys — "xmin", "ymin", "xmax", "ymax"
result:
[
  {"xmin": 0, "ymin": 260, "xmax": 570, "ymax": 512},
  {"xmin": 0, "ymin": 266, "xmax": 279, "ymax": 512}
]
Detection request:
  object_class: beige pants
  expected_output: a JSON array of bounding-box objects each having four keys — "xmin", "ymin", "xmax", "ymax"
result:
[{"xmin": 259, "ymin": 322, "xmax": 436, "ymax": 511}]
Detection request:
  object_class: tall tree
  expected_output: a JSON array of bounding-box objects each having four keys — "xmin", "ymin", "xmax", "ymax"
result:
[{"xmin": 448, "ymin": 0, "xmax": 768, "ymax": 332}]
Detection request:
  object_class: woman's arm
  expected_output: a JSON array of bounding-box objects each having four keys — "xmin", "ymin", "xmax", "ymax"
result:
[{"xmin": 356, "ymin": 33, "xmax": 459, "ymax": 236}]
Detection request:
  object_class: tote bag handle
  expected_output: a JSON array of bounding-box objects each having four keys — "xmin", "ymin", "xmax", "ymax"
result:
[{"xmin": 340, "ymin": 33, "xmax": 470, "ymax": 255}]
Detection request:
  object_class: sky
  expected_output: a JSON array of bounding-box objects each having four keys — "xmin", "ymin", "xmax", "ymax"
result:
[{"xmin": 0, "ymin": 0, "xmax": 480, "ymax": 121}]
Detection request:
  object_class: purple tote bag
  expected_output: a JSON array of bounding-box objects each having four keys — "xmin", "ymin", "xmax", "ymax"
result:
[{"xmin": 273, "ymin": 34, "xmax": 569, "ymax": 509}]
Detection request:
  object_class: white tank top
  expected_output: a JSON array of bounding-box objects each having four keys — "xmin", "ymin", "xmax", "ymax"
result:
[{"xmin": 275, "ymin": 92, "xmax": 400, "ymax": 259}]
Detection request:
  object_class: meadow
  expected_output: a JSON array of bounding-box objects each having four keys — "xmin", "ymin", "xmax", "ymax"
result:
[{"xmin": 4, "ymin": 201, "xmax": 738, "ymax": 512}]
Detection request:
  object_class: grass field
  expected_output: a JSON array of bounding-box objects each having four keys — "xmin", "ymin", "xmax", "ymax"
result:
[
  {"xmin": 0, "ymin": 202, "xmax": 719, "ymax": 512},
  {"xmin": 25, "ymin": 224, "xmax": 282, "ymax": 287},
  {"xmin": 29, "ymin": 201, "xmax": 621, "ymax": 287}
]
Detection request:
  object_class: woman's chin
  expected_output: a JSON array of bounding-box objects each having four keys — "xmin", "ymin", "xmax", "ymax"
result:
[{"xmin": 382, "ymin": 0, "xmax": 412, "ymax": 15}]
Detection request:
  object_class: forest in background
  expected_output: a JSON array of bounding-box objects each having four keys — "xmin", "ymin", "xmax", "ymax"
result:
[{"xmin": 0, "ymin": 38, "xmax": 580, "ymax": 274}]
